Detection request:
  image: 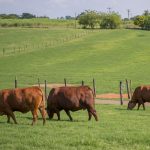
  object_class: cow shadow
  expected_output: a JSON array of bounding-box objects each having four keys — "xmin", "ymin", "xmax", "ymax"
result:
[
  {"xmin": 115, "ymin": 108, "xmax": 128, "ymax": 111},
  {"xmin": 47, "ymin": 118, "xmax": 86, "ymax": 122}
]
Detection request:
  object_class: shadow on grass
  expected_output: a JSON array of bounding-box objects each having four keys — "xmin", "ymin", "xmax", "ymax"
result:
[{"xmin": 115, "ymin": 108, "xmax": 128, "ymax": 111}]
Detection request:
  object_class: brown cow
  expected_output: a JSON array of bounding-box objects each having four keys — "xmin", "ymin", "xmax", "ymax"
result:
[
  {"xmin": 128, "ymin": 86, "xmax": 150, "ymax": 110},
  {"xmin": 47, "ymin": 86, "xmax": 98, "ymax": 121},
  {"xmin": 0, "ymin": 86, "xmax": 46, "ymax": 125}
]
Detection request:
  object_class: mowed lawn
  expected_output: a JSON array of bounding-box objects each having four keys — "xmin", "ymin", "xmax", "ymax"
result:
[
  {"xmin": 0, "ymin": 104, "xmax": 150, "ymax": 150},
  {"xmin": 0, "ymin": 28, "xmax": 150, "ymax": 93}
]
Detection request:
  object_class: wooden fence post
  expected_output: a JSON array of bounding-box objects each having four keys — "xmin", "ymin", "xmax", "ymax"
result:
[
  {"xmin": 93, "ymin": 78, "xmax": 96, "ymax": 97},
  {"xmin": 15, "ymin": 76, "xmax": 17, "ymax": 88},
  {"xmin": 45, "ymin": 80, "xmax": 47, "ymax": 100},
  {"xmin": 64, "ymin": 78, "xmax": 67, "ymax": 87},
  {"xmin": 126, "ymin": 79, "xmax": 130, "ymax": 99},
  {"xmin": 119, "ymin": 81, "xmax": 123, "ymax": 105},
  {"xmin": 38, "ymin": 78, "xmax": 40, "ymax": 87},
  {"xmin": 81, "ymin": 80, "xmax": 84, "ymax": 86}
]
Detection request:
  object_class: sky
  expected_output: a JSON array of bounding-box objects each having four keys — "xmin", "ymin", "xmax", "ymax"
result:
[{"xmin": 0, "ymin": 0, "xmax": 150, "ymax": 18}]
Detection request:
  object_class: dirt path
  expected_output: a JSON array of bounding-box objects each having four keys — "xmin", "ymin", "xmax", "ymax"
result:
[{"xmin": 95, "ymin": 99, "xmax": 128, "ymax": 105}]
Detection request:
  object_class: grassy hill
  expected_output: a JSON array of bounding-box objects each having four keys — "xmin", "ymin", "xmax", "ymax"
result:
[{"xmin": 0, "ymin": 28, "xmax": 150, "ymax": 94}]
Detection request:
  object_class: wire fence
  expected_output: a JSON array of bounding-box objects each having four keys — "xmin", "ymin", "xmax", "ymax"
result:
[
  {"xmin": 0, "ymin": 74, "xmax": 132, "ymax": 105},
  {"xmin": 0, "ymin": 30, "xmax": 97, "ymax": 57}
]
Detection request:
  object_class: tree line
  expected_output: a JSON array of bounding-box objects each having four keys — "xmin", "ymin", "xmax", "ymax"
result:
[
  {"xmin": 0, "ymin": 13, "xmax": 48, "ymax": 19},
  {"xmin": 0, "ymin": 10, "xmax": 150, "ymax": 30},
  {"xmin": 78, "ymin": 10, "xmax": 121, "ymax": 29},
  {"xmin": 133, "ymin": 10, "xmax": 150, "ymax": 30}
]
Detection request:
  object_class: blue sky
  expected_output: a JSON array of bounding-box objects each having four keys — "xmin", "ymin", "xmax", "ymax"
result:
[{"xmin": 0, "ymin": 0, "xmax": 149, "ymax": 18}]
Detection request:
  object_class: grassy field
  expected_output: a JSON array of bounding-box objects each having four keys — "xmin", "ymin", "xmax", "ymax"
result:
[
  {"xmin": 0, "ymin": 27, "xmax": 150, "ymax": 149},
  {"xmin": 0, "ymin": 18, "xmax": 76, "ymax": 28},
  {"xmin": 0, "ymin": 28, "xmax": 150, "ymax": 93},
  {"xmin": 0, "ymin": 104, "xmax": 150, "ymax": 150}
]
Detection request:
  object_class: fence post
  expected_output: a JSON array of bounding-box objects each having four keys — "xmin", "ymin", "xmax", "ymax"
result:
[
  {"xmin": 15, "ymin": 76, "xmax": 17, "ymax": 88},
  {"xmin": 45, "ymin": 80, "xmax": 47, "ymax": 100},
  {"xmin": 64, "ymin": 78, "xmax": 67, "ymax": 87},
  {"xmin": 38, "ymin": 78, "xmax": 40, "ymax": 87},
  {"xmin": 129, "ymin": 80, "xmax": 132, "ymax": 98},
  {"xmin": 126, "ymin": 79, "xmax": 130, "ymax": 99},
  {"xmin": 93, "ymin": 78, "xmax": 96, "ymax": 97},
  {"xmin": 81, "ymin": 80, "xmax": 84, "ymax": 86},
  {"xmin": 119, "ymin": 81, "xmax": 123, "ymax": 105}
]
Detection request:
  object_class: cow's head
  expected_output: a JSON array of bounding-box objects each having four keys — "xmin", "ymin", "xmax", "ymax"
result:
[
  {"xmin": 47, "ymin": 109, "xmax": 54, "ymax": 119},
  {"xmin": 127, "ymin": 101, "xmax": 136, "ymax": 110}
]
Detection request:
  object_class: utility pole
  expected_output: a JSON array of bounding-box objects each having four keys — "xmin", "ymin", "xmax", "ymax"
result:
[
  {"xmin": 107, "ymin": 7, "xmax": 111, "ymax": 13},
  {"xmin": 127, "ymin": 9, "xmax": 130, "ymax": 20},
  {"xmin": 75, "ymin": 13, "xmax": 77, "ymax": 29}
]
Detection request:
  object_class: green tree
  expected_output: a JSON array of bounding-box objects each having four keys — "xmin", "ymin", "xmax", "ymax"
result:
[
  {"xmin": 144, "ymin": 16, "xmax": 150, "ymax": 29},
  {"xmin": 21, "ymin": 13, "xmax": 36, "ymax": 19},
  {"xmin": 134, "ymin": 15, "xmax": 146, "ymax": 28},
  {"xmin": 78, "ymin": 10, "xmax": 99, "ymax": 29},
  {"xmin": 99, "ymin": 13, "xmax": 121, "ymax": 29}
]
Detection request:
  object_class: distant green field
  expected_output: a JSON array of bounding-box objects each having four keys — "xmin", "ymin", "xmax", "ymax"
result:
[
  {"xmin": 0, "ymin": 28, "xmax": 150, "ymax": 94},
  {"xmin": 0, "ymin": 105, "xmax": 150, "ymax": 150},
  {"xmin": 0, "ymin": 18, "xmax": 76, "ymax": 28}
]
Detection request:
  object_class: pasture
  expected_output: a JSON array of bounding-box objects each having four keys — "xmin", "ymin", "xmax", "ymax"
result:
[
  {"xmin": 0, "ymin": 28, "xmax": 150, "ymax": 93},
  {"xmin": 0, "ymin": 105, "xmax": 150, "ymax": 150},
  {"xmin": 0, "ymin": 27, "xmax": 150, "ymax": 150}
]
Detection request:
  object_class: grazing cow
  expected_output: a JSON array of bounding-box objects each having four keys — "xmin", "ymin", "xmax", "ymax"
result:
[
  {"xmin": 128, "ymin": 86, "xmax": 150, "ymax": 110},
  {"xmin": 47, "ymin": 86, "xmax": 98, "ymax": 121},
  {"xmin": 0, "ymin": 86, "xmax": 46, "ymax": 125}
]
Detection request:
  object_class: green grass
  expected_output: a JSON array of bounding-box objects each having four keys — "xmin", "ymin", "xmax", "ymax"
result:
[
  {"xmin": 0, "ymin": 104, "xmax": 150, "ymax": 150},
  {"xmin": 0, "ymin": 28, "xmax": 150, "ymax": 93},
  {"xmin": 0, "ymin": 18, "xmax": 76, "ymax": 28},
  {"xmin": 0, "ymin": 27, "xmax": 150, "ymax": 149}
]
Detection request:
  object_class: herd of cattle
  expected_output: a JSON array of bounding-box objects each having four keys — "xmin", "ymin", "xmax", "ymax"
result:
[{"xmin": 0, "ymin": 85, "xmax": 149, "ymax": 125}]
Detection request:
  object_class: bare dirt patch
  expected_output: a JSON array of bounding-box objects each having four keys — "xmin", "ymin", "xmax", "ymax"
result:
[{"xmin": 96, "ymin": 93, "xmax": 128, "ymax": 99}]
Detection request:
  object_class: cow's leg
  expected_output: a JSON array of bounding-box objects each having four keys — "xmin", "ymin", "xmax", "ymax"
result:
[
  {"xmin": 39, "ymin": 107, "xmax": 46, "ymax": 125},
  {"xmin": 88, "ymin": 107, "xmax": 98, "ymax": 121},
  {"xmin": 87, "ymin": 110, "xmax": 92, "ymax": 121},
  {"xmin": 137, "ymin": 103, "xmax": 141, "ymax": 110},
  {"xmin": 55, "ymin": 109, "xmax": 60, "ymax": 120},
  {"xmin": 65, "ymin": 110, "xmax": 73, "ymax": 121},
  {"xmin": 6, "ymin": 109, "xmax": 17, "ymax": 124},
  {"xmin": 142, "ymin": 102, "xmax": 145, "ymax": 110},
  {"xmin": 139, "ymin": 99, "xmax": 145, "ymax": 110},
  {"xmin": 7, "ymin": 115, "xmax": 10, "ymax": 123},
  {"xmin": 31, "ymin": 109, "xmax": 38, "ymax": 125}
]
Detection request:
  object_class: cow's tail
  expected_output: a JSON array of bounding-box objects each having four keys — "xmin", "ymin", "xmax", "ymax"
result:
[
  {"xmin": 87, "ymin": 86, "xmax": 95, "ymax": 109},
  {"xmin": 37, "ymin": 87, "xmax": 45, "ymax": 108}
]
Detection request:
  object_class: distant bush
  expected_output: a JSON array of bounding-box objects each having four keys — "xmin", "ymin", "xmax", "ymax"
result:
[
  {"xmin": 134, "ymin": 10, "xmax": 150, "ymax": 30},
  {"xmin": 99, "ymin": 13, "xmax": 121, "ymax": 29},
  {"xmin": 78, "ymin": 10, "xmax": 99, "ymax": 29},
  {"xmin": 78, "ymin": 10, "xmax": 121, "ymax": 29}
]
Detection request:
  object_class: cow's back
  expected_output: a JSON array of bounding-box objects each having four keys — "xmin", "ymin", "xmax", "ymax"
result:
[
  {"xmin": 0, "ymin": 86, "xmax": 44, "ymax": 113},
  {"xmin": 132, "ymin": 86, "xmax": 150, "ymax": 103},
  {"xmin": 47, "ymin": 86, "xmax": 94, "ymax": 111}
]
